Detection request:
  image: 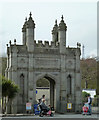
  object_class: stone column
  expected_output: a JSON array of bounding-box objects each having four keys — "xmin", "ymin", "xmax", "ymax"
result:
[
  {"xmin": 22, "ymin": 27, "xmax": 26, "ymax": 45},
  {"xmin": 26, "ymin": 28, "xmax": 34, "ymax": 52},
  {"xmin": 5, "ymin": 53, "xmax": 9, "ymax": 78},
  {"xmin": 58, "ymin": 15, "xmax": 67, "ymax": 54},
  {"xmin": 9, "ymin": 45, "xmax": 18, "ymax": 114},
  {"xmin": 52, "ymin": 20, "xmax": 58, "ymax": 44},
  {"xmin": 24, "ymin": 71, "xmax": 28, "ymax": 108},
  {"xmin": 75, "ymin": 49, "xmax": 82, "ymax": 113},
  {"xmin": 58, "ymin": 17, "xmax": 67, "ymax": 113},
  {"xmin": 60, "ymin": 55, "xmax": 67, "ymax": 113},
  {"xmin": 5, "ymin": 69, "xmax": 8, "ymax": 78},
  {"xmin": 7, "ymin": 60, "xmax": 12, "ymax": 114},
  {"xmin": 59, "ymin": 31, "xmax": 66, "ymax": 53},
  {"xmin": 28, "ymin": 53, "xmax": 36, "ymax": 113},
  {"xmin": 50, "ymin": 82, "xmax": 54, "ymax": 107},
  {"xmin": 26, "ymin": 13, "xmax": 35, "ymax": 52},
  {"xmin": 8, "ymin": 54, "xmax": 12, "ymax": 80},
  {"xmin": 71, "ymin": 74, "xmax": 75, "ymax": 112},
  {"xmin": 55, "ymin": 82, "xmax": 61, "ymax": 112}
]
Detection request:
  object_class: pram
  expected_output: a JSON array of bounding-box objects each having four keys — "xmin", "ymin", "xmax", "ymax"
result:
[{"xmin": 82, "ymin": 103, "xmax": 89, "ymax": 115}]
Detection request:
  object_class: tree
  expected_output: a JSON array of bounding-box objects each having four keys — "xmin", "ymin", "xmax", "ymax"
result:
[
  {"xmin": 0, "ymin": 75, "xmax": 9, "ymax": 113},
  {"xmin": 82, "ymin": 91, "xmax": 90, "ymax": 105},
  {"xmin": 0, "ymin": 75, "xmax": 19, "ymax": 113},
  {"xmin": 97, "ymin": 61, "xmax": 99, "ymax": 95},
  {"xmin": 81, "ymin": 58, "xmax": 97, "ymax": 89},
  {"xmin": 36, "ymin": 78, "xmax": 49, "ymax": 87},
  {"xmin": 92, "ymin": 95, "xmax": 99, "ymax": 107},
  {"xmin": 7, "ymin": 81, "xmax": 19, "ymax": 113}
]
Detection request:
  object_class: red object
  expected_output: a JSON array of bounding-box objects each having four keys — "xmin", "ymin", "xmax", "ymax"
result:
[
  {"xmin": 83, "ymin": 106, "xmax": 88, "ymax": 112},
  {"xmin": 47, "ymin": 110, "xmax": 51, "ymax": 115}
]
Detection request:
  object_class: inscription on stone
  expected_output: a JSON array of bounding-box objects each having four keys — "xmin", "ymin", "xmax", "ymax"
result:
[{"xmin": 35, "ymin": 59, "xmax": 60, "ymax": 68}]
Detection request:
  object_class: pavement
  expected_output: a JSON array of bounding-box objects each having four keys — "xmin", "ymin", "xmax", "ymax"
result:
[{"xmin": 0, "ymin": 113, "xmax": 99, "ymax": 120}]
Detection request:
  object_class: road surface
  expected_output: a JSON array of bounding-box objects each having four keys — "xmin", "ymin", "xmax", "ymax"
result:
[{"xmin": 1, "ymin": 113, "xmax": 98, "ymax": 120}]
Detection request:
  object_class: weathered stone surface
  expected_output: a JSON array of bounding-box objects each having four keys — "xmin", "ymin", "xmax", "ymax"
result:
[{"xmin": 5, "ymin": 13, "xmax": 82, "ymax": 114}]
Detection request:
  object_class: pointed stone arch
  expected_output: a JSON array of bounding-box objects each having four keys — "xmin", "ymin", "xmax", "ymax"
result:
[
  {"xmin": 35, "ymin": 73, "xmax": 57, "ymax": 109},
  {"xmin": 5, "ymin": 14, "xmax": 82, "ymax": 114},
  {"xmin": 35, "ymin": 73, "xmax": 57, "ymax": 84}
]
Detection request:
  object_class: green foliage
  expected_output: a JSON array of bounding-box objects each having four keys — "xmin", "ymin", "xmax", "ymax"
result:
[
  {"xmin": 81, "ymin": 58, "xmax": 97, "ymax": 89},
  {"xmin": 7, "ymin": 82, "xmax": 19, "ymax": 99},
  {"xmin": 82, "ymin": 91, "xmax": 90, "ymax": 97},
  {"xmin": 97, "ymin": 61, "xmax": 99, "ymax": 95},
  {"xmin": 0, "ymin": 75, "xmax": 19, "ymax": 113},
  {"xmin": 0, "ymin": 75, "xmax": 2, "ymax": 96},
  {"xmin": 92, "ymin": 95, "xmax": 99, "ymax": 107},
  {"xmin": 82, "ymin": 91, "xmax": 90, "ymax": 104},
  {"xmin": 94, "ymin": 95, "xmax": 97, "ymax": 97},
  {"xmin": 36, "ymin": 78, "xmax": 49, "ymax": 87},
  {"xmin": 1, "ymin": 75, "xmax": 19, "ymax": 99}
]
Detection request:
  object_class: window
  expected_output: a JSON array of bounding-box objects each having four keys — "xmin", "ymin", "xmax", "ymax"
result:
[
  {"xmin": 67, "ymin": 75, "xmax": 72, "ymax": 95},
  {"xmin": 20, "ymin": 74, "xmax": 24, "ymax": 99}
]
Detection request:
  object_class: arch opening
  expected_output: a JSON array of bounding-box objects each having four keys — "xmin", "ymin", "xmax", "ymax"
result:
[{"xmin": 36, "ymin": 75, "xmax": 56, "ymax": 109}]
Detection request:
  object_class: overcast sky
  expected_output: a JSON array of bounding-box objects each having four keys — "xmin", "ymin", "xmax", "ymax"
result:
[{"xmin": 0, "ymin": 0, "xmax": 97, "ymax": 58}]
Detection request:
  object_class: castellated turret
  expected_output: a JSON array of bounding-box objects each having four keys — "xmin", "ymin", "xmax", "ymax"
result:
[
  {"xmin": 58, "ymin": 15, "xmax": 67, "ymax": 54},
  {"xmin": 52, "ymin": 15, "xmax": 67, "ymax": 53},
  {"xmin": 52, "ymin": 20, "xmax": 58, "ymax": 45},
  {"xmin": 22, "ymin": 13, "xmax": 67, "ymax": 53},
  {"xmin": 22, "ymin": 18, "xmax": 27, "ymax": 45},
  {"xmin": 22, "ymin": 12, "xmax": 35, "ymax": 52},
  {"xmin": 5, "ymin": 13, "xmax": 81, "ymax": 114}
]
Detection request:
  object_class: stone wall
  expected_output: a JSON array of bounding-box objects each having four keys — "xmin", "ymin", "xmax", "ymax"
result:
[{"xmin": 5, "ymin": 14, "xmax": 82, "ymax": 114}]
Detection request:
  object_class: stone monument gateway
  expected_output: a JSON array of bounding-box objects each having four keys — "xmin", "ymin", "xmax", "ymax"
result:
[{"xmin": 5, "ymin": 13, "xmax": 82, "ymax": 114}]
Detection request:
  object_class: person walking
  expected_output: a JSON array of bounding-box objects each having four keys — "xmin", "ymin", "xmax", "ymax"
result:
[
  {"xmin": 87, "ymin": 94, "xmax": 92, "ymax": 115},
  {"xmin": 38, "ymin": 94, "xmax": 45, "ymax": 104}
]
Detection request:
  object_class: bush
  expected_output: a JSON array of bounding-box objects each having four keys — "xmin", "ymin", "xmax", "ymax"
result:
[
  {"xmin": 82, "ymin": 92, "xmax": 90, "ymax": 105},
  {"xmin": 92, "ymin": 95, "xmax": 99, "ymax": 107}
]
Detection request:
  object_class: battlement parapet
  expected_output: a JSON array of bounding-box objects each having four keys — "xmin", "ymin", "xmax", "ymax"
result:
[
  {"xmin": 66, "ymin": 47, "xmax": 81, "ymax": 56},
  {"xmin": 44, "ymin": 41, "xmax": 49, "ymax": 47},
  {"xmin": 7, "ymin": 44, "xmax": 27, "ymax": 55},
  {"xmin": 34, "ymin": 40, "xmax": 59, "ymax": 48}
]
